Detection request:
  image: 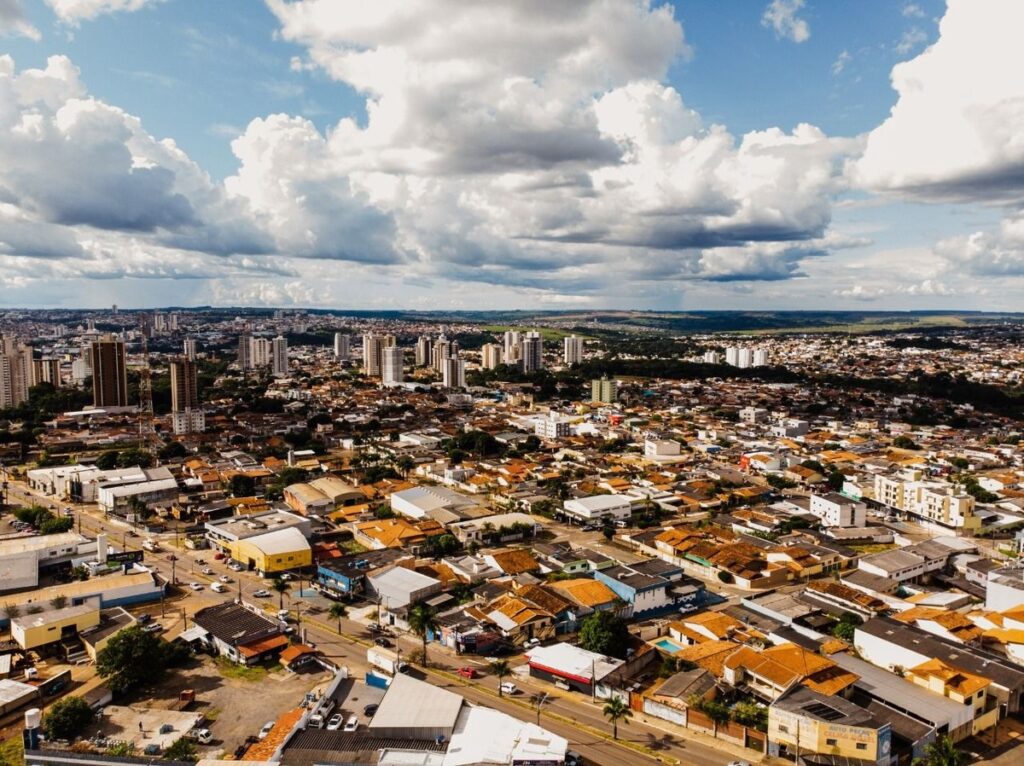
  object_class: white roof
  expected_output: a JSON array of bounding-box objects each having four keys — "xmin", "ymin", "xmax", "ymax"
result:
[
  {"xmin": 0, "ymin": 532, "xmax": 86, "ymax": 556},
  {"xmin": 526, "ymin": 642, "xmax": 623, "ymax": 682},
  {"xmin": 369, "ymin": 567, "xmax": 441, "ymax": 607},
  {"xmin": 369, "ymin": 673, "xmax": 463, "ymax": 733},
  {"xmin": 564, "ymin": 495, "xmax": 629, "ymax": 511},
  {"xmin": 243, "ymin": 527, "xmax": 310, "ymax": 555},
  {"xmin": 392, "ymin": 486, "xmax": 474, "ymax": 512},
  {"xmin": 443, "ymin": 706, "xmax": 567, "ymax": 766}
]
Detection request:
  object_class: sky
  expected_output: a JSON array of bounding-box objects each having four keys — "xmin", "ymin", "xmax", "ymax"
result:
[{"xmin": 0, "ymin": 0, "xmax": 1022, "ymax": 312}]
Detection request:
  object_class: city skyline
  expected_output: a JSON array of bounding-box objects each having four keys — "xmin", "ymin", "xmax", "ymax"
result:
[{"xmin": 0, "ymin": 0, "xmax": 1022, "ymax": 311}]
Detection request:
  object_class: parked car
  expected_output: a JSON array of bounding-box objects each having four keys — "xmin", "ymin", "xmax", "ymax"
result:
[
  {"xmin": 258, "ymin": 721, "xmax": 275, "ymax": 739},
  {"xmin": 211, "ymin": 583, "xmax": 226, "ymax": 593},
  {"xmin": 363, "ymin": 703, "xmax": 378, "ymax": 717},
  {"xmin": 201, "ymin": 567, "xmax": 214, "ymax": 575},
  {"xmin": 367, "ymin": 622, "xmax": 381, "ymax": 632},
  {"xmin": 343, "ymin": 715, "xmax": 358, "ymax": 733},
  {"xmin": 727, "ymin": 761, "xmax": 751, "ymax": 766},
  {"xmin": 213, "ymin": 551, "xmax": 225, "ymax": 560},
  {"xmin": 326, "ymin": 714, "xmax": 343, "ymax": 731},
  {"xmin": 195, "ymin": 559, "xmax": 207, "ymax": 565},
  {"xmin": 219, "ymin": 575, "xmax": 232, "ymax": 583},
  {"xmin": 228, "ymin": 562, "xmax": 243, "ymax": 571},
  {"xmin": 137, "ymin": 613, "xmax": 153, "ymax": 625},
  {"xmin": 565, "ymin": 751, "xmax": 584, "ymax": 766},
  {"xmin": 143, "ymin": 744, "xmax": 160, "ymax": 756},
  {"xmin": 499, "ymin": 682, "xmax": 518, "ymax": 695},
  {"xmin": 457, "ymin": 666, "xmax": 477, "ymax": 679},
  {"xmin": 374, "ymin": 637, "xmax": 392, "ymax": 648},
  {"xmin": 188, "ymin": 582, "xmax": 203, "ymax": 591},
  {"xmin": 187, "ymin": 728, "xmax": 213, "ymax": 745},
  {"xmin": 277, "ymin": 609, "xmax": 290, "ymax": 621},
  {"xmin": 280, "ymin": 572, "xmax": 295, "ymax": 581},
  {"xmin": 141, "ymin": 623, "xmax": 163, "ymax": 633},
  {"xmin": 524, "ymin": 638, "xmax": 541, "ymax": 649},
  {"xmin": 252, "ymin": 589, "xmax": 270, "ymax": 598}
]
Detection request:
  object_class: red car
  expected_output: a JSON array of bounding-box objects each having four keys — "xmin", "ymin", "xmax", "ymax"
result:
[{"xmin": 456, "ymin": 667, "xmax": 477, "ymax": 679}]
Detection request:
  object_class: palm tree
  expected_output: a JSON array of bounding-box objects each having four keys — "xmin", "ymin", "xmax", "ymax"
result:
[
  {"xmin": 327, "ymin": 602, "xmax": 348, "ymax": 635},
  {"xmin": 914, "ymin": 735, "xmax": 962, "ymax": 766},
  {"xmin": 407, "ymin": 602, "xmax": 438, "ymax": 668},
  {"xmin": 2, "ymin": 603, "xmax": 20, "ymax": 621},
  {"xmin": 603, "ymin": 697, "xmax": 632, "ymax": 740},
  {"xmin": 490, "ymin": 659, "xmax": 510, "ymax": 696},
  {"xmin": 270, "ymin": 576, "xmax": 291, "ymax": 611}
]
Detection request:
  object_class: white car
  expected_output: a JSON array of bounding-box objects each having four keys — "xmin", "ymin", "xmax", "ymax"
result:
[
  {"xmin": 187, "ymin": 728, "xmax": 213, "ymax": 745},
  {"xmin": 188, "ymin": 582, "xmax": 203, "ymax": 591},
  {"xmin": 228, "ymin": 562, "xmax": 243, "ymax": 571},
  {"xmin": 342, "ymin": 715, "xmax": 358, "ymax": 732},
  {"xmin": 211, "ymin": 582, "xmax": 226, "ymax": 593},
  {"xmin": 219, "ymin": 575, "xmax": 232, "ymax": 583},
  {"xmin": 499, "ymin": 682, "xmax": 518, "ymax": 695},
  {"xmin": 258, "ymin": 721, "xmax": 275, "ymax": 739},
  {"xmin": 253, "ymin": 589, "xmax": 270, "ymax": 598},
  {"xmin": 201, "ymin": 567, "xmax": 214, "ymax": 575},
  {"xmin": 325, "ymin": 714, "xmax": 343, "ymax": 731}
]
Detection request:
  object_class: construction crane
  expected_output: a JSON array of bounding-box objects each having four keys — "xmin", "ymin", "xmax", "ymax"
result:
[{"xmin": 138, "ymin": 315, "xmax": 159, "ymax": 455}]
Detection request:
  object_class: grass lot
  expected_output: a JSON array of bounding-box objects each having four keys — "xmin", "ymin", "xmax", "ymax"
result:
[
  {"xmin": 848, "ymin": 543, "xmax": 897, "ymax": 555},
  {"xmin": 481, "ymin": 325, "xmax": 592, "ymax": 342},
  {"xmin": 340, "ymin": 539, "xmax": 368, "ymax": 554},
  {"xmin": 738, "ymin": 315, "xmax": 970, "ymax": 336},
  {"xmin": 214, "ymin": 657, "xmax": 281, "ymax": 682}
]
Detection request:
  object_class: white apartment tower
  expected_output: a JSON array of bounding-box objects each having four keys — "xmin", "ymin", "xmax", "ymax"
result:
[
  {"xmin": 503, "ymin": 330, "xmax": 522, "ymax": 365},
  {"xmin": 481, "ymin": 343, "xmax": 502, "ymax": 370},
  {"xmin": 251, "ymin": 337, "xmax": 271, "ymax": 368},
  {"xmin": 415, "ymin": 336, "xmax": 432, "ymax": 367},
  {"xmin": 183, "ymin": 338, "xmax": 198, "ymax": 361},
  {"xmin": 753, "ymin": 349, "xmax": 770, "ymax": 367},
  {"xmin": 381, "ymin": 346, "xmax": 404, "ymax": 386},
  {"xmin": 563, "ymin": 335, "xmax": 584, "ymax": 365},
  {"xmin": 334, "ymin": 333, "xmax": 351, "ymax": 362},
  {"xmin": 363, "ymin": 333, "xmax": 395, "ymax": 377},
  {"xmin": 271, "ymin": 335, "xmax": 289, "ymax": 377},
  {"xmin": 238, "ymin": 333, "xmax": 252, "ymax": 370},
  {"xmin": 442, "ymin": 357, "xmax": 466, "ymax": 389},
  {"xmin": 520, "ymin": 332, "xmax": 543, "ymax": 373}
]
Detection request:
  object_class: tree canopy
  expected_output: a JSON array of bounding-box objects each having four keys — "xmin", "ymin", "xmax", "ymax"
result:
[{"xmin": 578, "ymin": 610, "xmax": 630, "ymax": 659}]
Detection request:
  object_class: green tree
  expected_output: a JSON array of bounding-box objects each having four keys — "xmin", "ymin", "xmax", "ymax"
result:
[
  {"xmin": 270, "ymin": 576, "xmax": 291, "ymax": 611},
  {"xmin": 832, "ymin": 612, "xmax": 862, "ymax": 642},
  {"xmin": 49, "ymin": 595, "xmax": 68, "ymax": 610},
  {"xmin": 602, "ymin": 696, "xmax": 632, "ymax": 740},
  {"xmin": 229, "ymin": 474, "xmax": 257, "ymax": 497},
  {"xmin": 95, "ymin": 450, "xmax": 120, "ymax": 470},
  {"xmin": 95, "ymin": 625, "xmax": 186, "ymax": 695},
  {"xmin": 578, "ymin": 611, "xmax": 630, "ymax": 659},
  {"xmin": 39, "ymin": 516, "xmax": 74, "ymax": 535},
  {"xmin": 407, "ymin": 602, "xmax": 438, "ymax": 668},
  {"xmin": 106, "ymin": 742, "xmax": 136, "ymax": 756},
  {"xmin": 731, "ymin": 699, "xmax": 767, "ymax": 731},
  {"xmin": 162, "ymin": 738, "xmax": 198, "ymax": 762},
  {"xmin": 913, "ymin": 734, "xmax": 962, "ymax": 766},
  {"xmin": 328, "ymin": 602, "xmax": 348, "ymax": 634},
  {"xmin": 42, "ymin": 696, "xmax": 94, "ymax": 741},
  {"xmin": 2, "ymin": 603, "xmax": 20, "ymax": 621},
  {"xmin": 158, "ymin": 441, "xmax": 188, "ymax": 461},
  {"xmin": 489, "ymin": 659, "xmax": 510, "ymax": 696}
]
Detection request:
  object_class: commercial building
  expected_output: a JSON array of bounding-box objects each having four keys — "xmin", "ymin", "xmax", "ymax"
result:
[
  {"xmin": 562, "ymin": 494, "xmax": 632, "ymax": 522},
  {"xmin": 96, "ymin": 466, "xmax": 178, "ymax": 516},
  {"xmin": 768, "ymin": 686, "xmax": 892, "ymax": 765},
  {"xmin": 190, "ymin": 601, "xmax": 288, "ymax": 665},
  {"xmin": 90, "ymin": 335, "xmax": 128, "ymax": 408},
  {"xmin": 520, "ymin": 332, "xmax": 543, "ymax": 373},
  {"xmin": 205, "ymin": 512, "xmax": 312, "ymax": 575},
  {"xmin": 563, "ymin": 335, "xmax": 584, "ymax": 365},
  {"xmin": 11, "ymin": 602, "xmax": 100, "ymax": 652},
  {"xmin": 0, "ymin": 532, "xmax": 93, "ymax": 593},
  {"xmin": 525, "ymin": 642, "xmax": 624, "ymax": 695}
]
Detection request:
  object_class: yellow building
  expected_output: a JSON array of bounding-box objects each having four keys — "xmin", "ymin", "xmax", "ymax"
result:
[
  {"xmin": 906, "ymin": 658, "xmax": 1000, "ymax": 735},
  {"xmin": 224, "ymin": 527, "xmax": 312, "ymax": 575},
  {"xmin": 769, "ymin": 687, "xmax": 892, "ymax": 764},
  {"xmin": 11, "ymin": 603, "xmax": 100, "ymax": 651}
]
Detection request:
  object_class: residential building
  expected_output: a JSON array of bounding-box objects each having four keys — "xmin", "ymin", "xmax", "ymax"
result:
[
  {"xmin": 415, "ymin": 334, "xmax": 432, "ymax": 366},
  {"xmin": 333, "ymin": 332, "xmax": 350, "ymax": 361},
  {"xmin": 363, "ymin": 333, "xmax": 395, "ymax": 377},
  {"xmin": 169, "ymin": 356, "xmax": 204, "ymax": 435},
  {"xmin": 382, "ymin": 345, "xmax": 405, "ymax": 386},
  {"xmin": 809, "ymin": 492, "xmax": 866, "ymax": 528},
  {"xmin": 33, "ymin": 358, "xmax": 60, "ymax": 387},
  {"xmin": 591, "ymin": 376, "xmax": 618, "ymax": 404},
  {"xmin": 271, "ymin": 335, "xmax": 288, "ymax": 377},
  {"xmin": 873, "ymin": 472, "xmax": 979, "ymax": 530},
  {"xmin": 521, "ymin": 331, "xmax": 543, "ymax": 373},
  {"xmin": 535, "ymin": 411, "xmax": 571, "ymax": 439},
  {"xmin": 563, "ymin": 335, "xmax": 584, "ymax": 365},
  {"xmin": 90, "ymin": 335, "xmax": 128, "ymax": 408},
  {"xmin": 503, "ymin": 329, "xmax": 521, "ymax": 365},
  {"xmin": 481, "ymin": 342, "xmax": 502, "ymax": 369},
  {"xmin": 237, "ymin": 332, "xmax": 251, "ymax": 369},
  {"xmin": 183, "ymin": 337, "xmax": 197, "ymax": 360}
]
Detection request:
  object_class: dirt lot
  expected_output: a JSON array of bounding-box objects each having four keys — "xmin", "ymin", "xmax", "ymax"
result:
[{"xmin": 119, "ymin": 654, "xmax": 334, "ymax": 756}]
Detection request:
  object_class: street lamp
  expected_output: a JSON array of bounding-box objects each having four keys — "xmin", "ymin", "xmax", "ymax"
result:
[{"xmin": 534, "ymin": 692, "xmax": 549, "ymax": 725}]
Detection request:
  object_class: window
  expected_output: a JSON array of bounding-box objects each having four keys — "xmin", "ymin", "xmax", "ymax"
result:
[
  {"xmin": 826, "ymin": 739, "xmax": 837, "ymax": 746},
  {"xmin": 778, "ymin": 725, "xmax": 789, "ymax": 733},
  {"xmin": 856, "ymin": 743, "xmax": 867, "ymax": 751}
]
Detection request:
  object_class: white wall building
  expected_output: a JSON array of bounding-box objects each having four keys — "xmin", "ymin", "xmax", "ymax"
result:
[
  {"xmin": 382, "ymin": 346, "xmax": 404, "ymax": 386},
  {"xmin": 271, "ymin": 335, "xmax": 288, "ymax": 377},
  {"xmin": 334, "ymin": 333, "xmax": 350, "ymax": 361},
  {"xmin": 535, "ymin": 412, "xmax": 571, "ymax": 439},
  {"xmin": 563, "ymin": 335, "xmax": 583, "ymax": 365},
  {"xmin": 563, "ymin": 495, "xmax": 632, "ymax": 522},
  {"xmin": 809, "ymin": 493, "xmax": 866, "ymax": 528}
]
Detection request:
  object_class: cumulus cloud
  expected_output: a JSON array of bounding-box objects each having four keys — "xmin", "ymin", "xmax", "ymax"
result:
[
  {"xmin": 45, "ymin": 0, "xmax": 160, "ymax": 24},
  {"xmin": 934, "ymin": 214, "xmax": 1024, "ymax": 276},
  {"xmin": 852, "ymin": 0, "xmax": 1024, "ymax": 205},
  {"xmin": 0, "ymin": 0, "xmax": 39, "ymax": 40},
  {"xmin": 762, "ymin": 0, "xmax": 810, "ymax": 43}
]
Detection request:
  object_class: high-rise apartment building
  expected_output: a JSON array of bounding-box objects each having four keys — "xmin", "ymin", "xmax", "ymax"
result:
[
  {"xmin": 442, "ymin": 357, "xmax": 466, "ymax": 389},
  {"xmin": 736, "ymin": 348, "xmax": 752, "ymax": 369},
  {"xmin": 251, "ymin": 337, "xmax": 271, "ymax": 368},
  {"xmin": 183, "ymin": 338, "xmax": 198, "ymax": 361},
  {"xmin": 563, "ymin": 335, "xmax": 584, "ymax": 365},
  {"xmin": 703, "ymin": 350, "xmax": 722, "ymax": 365},
  {"xmin": 91, "ymin": 335, "xmax": 128, "ymax": 408},
  {"xmin": 725, "ymin": 346, "xmax": 739, "ymax": 366},
  {"xmin": 34, "ymin": 358, "xmax": 61, "ymax": 387},
  {"xmin": 272, "ymin": 335, "xmax": 289, "ymax": 377},
  {"xmin": 520, "ymin": 332, "xmax": 543, "ymax": 373},
  {"xmin": 170, "ymin": 356, "xmax": 204, "ymax": 434},
  {"xmin": 238, "ymin": 333, "xmax": 252, "ymax": 370},
  {"xmin": 753, "ymin": 349, "xmax": 770, "ymax": 367},
  {"xmin": 415, "ymin": 336, "xmax": 432, "ymax": 367},
  {"xmin": 362, "ymin": 333, "xmax": 395, "ymax": 377},
  {"xmin": 481, "ymin": 343, "xmax": 502, "ymax": 370},
  {"xmin": 382, "ymin": 346, "xmax": 404, "ymax": 386},
  {"xmin": 432, "ymin": 336, "xmax": 453, "ymax": 372},
  {"xmin": 503, "ymin": 330, "xmax": 522, "ymax": 365},
  {"xmin": 334, "ymin": 333, "xmax": 351, "ymax": 362},
  {"xmin": 0, "ymin": 340, "xmax": 32, "ymax": 409},
  {"xmin": 591, "ymin": 377, "xmax": 618, "ymax": 405}
]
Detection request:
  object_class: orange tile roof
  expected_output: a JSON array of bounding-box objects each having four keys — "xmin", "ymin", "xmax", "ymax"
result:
[
  {"xmin": 238, "ymin": 633, "xmax": 289, "ymax": 658},
  {"xmin": 242, "ymin": 707, "xmax": 304, "ymax": 761},
  {"xmin": 909, "ymin": 658, "xmax": 990, "ymax": 698},
  {"xmin": 548, "ymin": 578, "xmax": 619, "ymax": 608}
]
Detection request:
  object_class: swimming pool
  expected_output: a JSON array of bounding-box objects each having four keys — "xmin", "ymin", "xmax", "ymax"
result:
[{"xmin": 654, "ymin": 638, "xmax": 681, "ymax": 654}]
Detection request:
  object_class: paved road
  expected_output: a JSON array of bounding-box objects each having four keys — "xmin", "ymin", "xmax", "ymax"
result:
[{"xmin": 2, "ymin": 477, "xmax": 756, "ymax": 766}]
